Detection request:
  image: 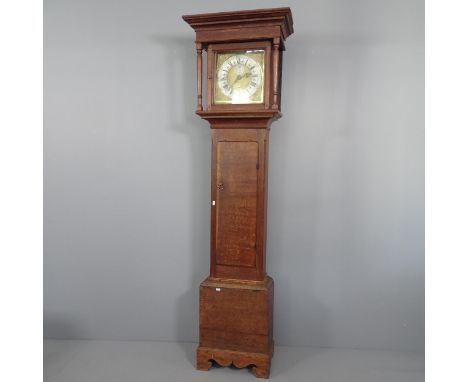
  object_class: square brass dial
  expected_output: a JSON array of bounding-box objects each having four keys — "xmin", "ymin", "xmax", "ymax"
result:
[{"xmin": 214, "ymin": 50, "xmax": 265, "ymax": 105}]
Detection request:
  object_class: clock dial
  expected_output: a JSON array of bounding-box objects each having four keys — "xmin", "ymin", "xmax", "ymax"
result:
[{"xmin": 214, "ymin": 51, "xmax": 264, "ymax": 104}]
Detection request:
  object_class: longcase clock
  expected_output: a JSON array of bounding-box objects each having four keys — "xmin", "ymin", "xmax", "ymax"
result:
[{"xmin": 182, "ymin": 8, "xmax": 294, "ymax": 379}]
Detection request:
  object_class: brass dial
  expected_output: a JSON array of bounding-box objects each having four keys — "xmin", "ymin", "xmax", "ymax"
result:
[{"xmin": 214, "ymin": 51, "xmax": 265, "ymax": 104}]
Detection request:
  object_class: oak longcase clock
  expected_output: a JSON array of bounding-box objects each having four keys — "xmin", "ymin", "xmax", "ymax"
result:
[{"xmin": 183, "ymin": 8, "xmax": 294, "ymax": 378}]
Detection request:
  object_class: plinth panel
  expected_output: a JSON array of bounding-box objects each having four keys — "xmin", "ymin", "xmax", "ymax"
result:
[{"xmin": 198, "ymin": 277, "xmax": 274, "ymax": 378}]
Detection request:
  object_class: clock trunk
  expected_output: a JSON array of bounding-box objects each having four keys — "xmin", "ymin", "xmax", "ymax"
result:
[{"xmin": 211, "ymin": 129, "xmax": 269, "ymax": 281}]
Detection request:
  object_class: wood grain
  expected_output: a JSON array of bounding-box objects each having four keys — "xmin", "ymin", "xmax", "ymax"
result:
[
  {"xmin": 197, "ymin": 347, "xmax": 272, "ymax": 378},
  {"xmin": 216, "ymin": 141, "xmax": 258, "ymax": 268},
  {"xmin": 210, "ymin": 129, "xmax": 269, "ymax": 281},
  {"xmin": 198, "ymin": 276, "xmax": 274, "ymax": 378},
  {"xmin": 196, "ymin": 42, "xmax": 203, "ymax": 111}
]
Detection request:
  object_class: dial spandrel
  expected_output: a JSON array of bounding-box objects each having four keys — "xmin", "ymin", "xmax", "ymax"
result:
[{"xmin": 214, "ymin": 50, "xmax": 265, "ymax": 104}]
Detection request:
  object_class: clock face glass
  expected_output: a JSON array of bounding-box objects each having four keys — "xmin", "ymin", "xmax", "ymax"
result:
[{"xmin": 214, "ymin": 50, "xmax": 265, "ymax": 105}]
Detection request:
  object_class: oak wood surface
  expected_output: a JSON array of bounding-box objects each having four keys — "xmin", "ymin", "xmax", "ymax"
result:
[
  {"xmin": 215, "ymin": 140, "xmax": 258, "ymax": 268},
  {"xmin": 210, "ymin": 129, "xmax": 269, "ymax": 281},
  {"xmin": 198, "ymin": 276, "xmax": 274, "ymax": 378},
  {"xmin": 197, "ymin": 346, "xmax": 272, "ymax": 378},
  {"xmin": 196, "ymin": 42, "xmax": 203, "ymax": 111},
  {"xmin": 182, "ymin": 7, "xmax": 294, "ymax": 42}
]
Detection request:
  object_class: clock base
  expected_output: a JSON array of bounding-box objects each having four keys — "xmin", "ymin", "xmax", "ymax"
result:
[
  {"xmin": 198, "ymin": 276, "xmax": 274, "ymax": 378},
  {"xmin": 197, "ymin": 345, "xmax": 272, "ymax": 378}
]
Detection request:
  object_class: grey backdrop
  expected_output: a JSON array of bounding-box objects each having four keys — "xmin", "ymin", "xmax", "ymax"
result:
[{"xmin": 44, "ymin": 0, "xmax": 424, "ymax": 352}]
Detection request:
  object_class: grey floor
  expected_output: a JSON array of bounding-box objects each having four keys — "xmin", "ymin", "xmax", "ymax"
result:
[{"xmin": 44, "ymin": 340, "xmax": 424, "ymax": 382}]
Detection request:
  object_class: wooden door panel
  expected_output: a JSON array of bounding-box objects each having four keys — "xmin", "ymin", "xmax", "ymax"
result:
[{"xmin": 215, "ymin": 141, "xmax": 258, "ymax": 268}]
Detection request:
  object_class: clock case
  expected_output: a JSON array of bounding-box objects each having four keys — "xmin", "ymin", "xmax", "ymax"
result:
[{"xmin": 183, "ymin": 8, "xmax": 293, "ymax": 379}]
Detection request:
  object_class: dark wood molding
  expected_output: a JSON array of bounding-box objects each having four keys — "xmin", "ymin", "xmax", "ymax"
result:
[
  {"xmin": 196, "ymin": 110, "xmax": 281, "ymax": 129},
  {"xmin": 182, "ymin": 7, "xmax": 294, "ymax": 42}
]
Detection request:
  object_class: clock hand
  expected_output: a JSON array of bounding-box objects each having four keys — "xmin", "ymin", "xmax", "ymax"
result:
[
  {"xmin": 232, "ymin": 71, "xmax": 251, "ymax": 85},
  {"xmin": 232, "ymin": 74, "xmax": 243, "ymax": 85}
]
